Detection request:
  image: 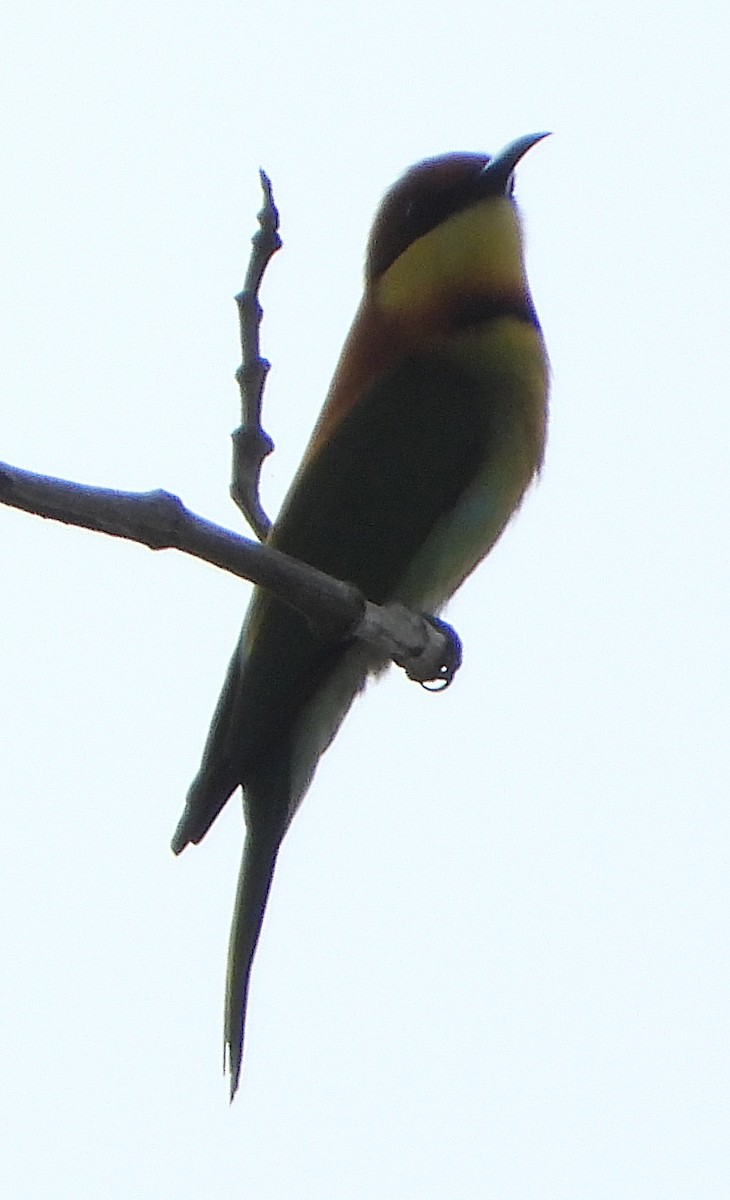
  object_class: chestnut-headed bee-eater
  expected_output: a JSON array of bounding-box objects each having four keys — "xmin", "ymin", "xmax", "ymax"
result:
[{"xmin": 172, "ymin": 134, "xmax": 550, "ymax": 1097}]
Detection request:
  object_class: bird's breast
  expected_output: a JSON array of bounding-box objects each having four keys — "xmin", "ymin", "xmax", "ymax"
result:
[{"xmin": 392, "ymin": 313, "xmax": 548, "ymax": 612}]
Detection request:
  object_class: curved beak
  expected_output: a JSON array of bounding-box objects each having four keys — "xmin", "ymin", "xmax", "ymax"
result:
[{"xmin": 480, "ymin": 131, "xmax": 551, "ymax": 194}]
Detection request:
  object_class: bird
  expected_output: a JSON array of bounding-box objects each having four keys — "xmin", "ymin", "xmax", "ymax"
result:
[{"xmin": 172, "ymin": 134, "xmax": 550, "ymax": 1098}]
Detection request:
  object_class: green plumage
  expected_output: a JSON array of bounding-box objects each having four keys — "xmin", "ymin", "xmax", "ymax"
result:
[
  {"xmin": 172, "ymin": 136, "xmax": 549, "ymax": 1097},
  {"xmin": 176, "ymin": 349, "xmax": 493, "ymax": 850}
]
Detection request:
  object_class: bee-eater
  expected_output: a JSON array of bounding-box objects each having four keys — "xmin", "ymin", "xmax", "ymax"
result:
[{"xmin": 172, "ymin": 134, "xmax": 550, "ymax": 1097}]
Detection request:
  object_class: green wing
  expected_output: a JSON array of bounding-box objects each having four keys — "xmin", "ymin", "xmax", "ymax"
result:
[{"xmin": 173, "ymin": 349, "xmax": 491, "ymax": 850}]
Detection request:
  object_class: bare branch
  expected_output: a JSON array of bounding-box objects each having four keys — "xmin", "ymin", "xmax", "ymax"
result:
[
  {"xmin": 0, "ymin": 169, "xmax": 463, "ymax": 686},
  {"xmin": 230, "ymin": 170, "xmax": 281, "ymax": 540},
  {"xmin": 0, "ymin": 458, "xmax": 461, "ymax": 685}
]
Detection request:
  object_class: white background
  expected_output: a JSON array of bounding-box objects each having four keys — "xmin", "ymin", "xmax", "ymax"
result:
[{"xmin": 1, "ymin": 2, "xmax": 728, "ymax": 1196}]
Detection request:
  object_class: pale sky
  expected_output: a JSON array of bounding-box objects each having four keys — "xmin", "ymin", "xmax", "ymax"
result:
[{"xmin": 1, "ymin": 2, "xmax": 729, "ymax": 1196}]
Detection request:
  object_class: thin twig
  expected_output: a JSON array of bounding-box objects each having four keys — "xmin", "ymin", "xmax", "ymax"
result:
[{"xmin": 230, "ymin": 170, "xmax": 281, "ymax": 539}]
